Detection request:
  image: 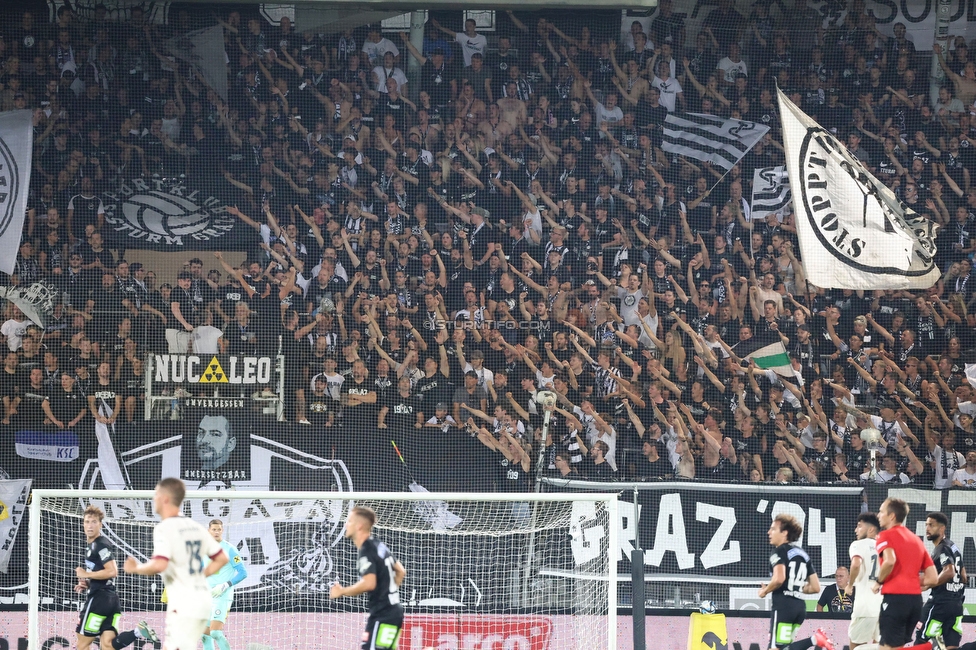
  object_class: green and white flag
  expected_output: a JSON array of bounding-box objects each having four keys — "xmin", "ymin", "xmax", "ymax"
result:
[{"xmin": 733, "ymin": 333, "xmax": 793, "ymax": 378}]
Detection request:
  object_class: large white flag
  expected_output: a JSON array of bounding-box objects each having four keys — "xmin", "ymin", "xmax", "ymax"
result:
[
  {"xmin": 165, "ymin": 25, "xmax": 229, "ymax": 101},
  {"xmin": 0, "ymin": 110, "xmax": 33, "ymax": 276},
  {"xmin": 662, "ymin": 113, "xmax": 769, "ymax": 171},
  {"xmin": 751, "ymin": 166, "xmax": 792, "ymax": 221},
  {"xmin": 777, "ymin": 88, "xmax": 940, "ymax": 290}
]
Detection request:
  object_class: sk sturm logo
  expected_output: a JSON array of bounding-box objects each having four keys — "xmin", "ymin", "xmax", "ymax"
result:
[
  {"xmin": 728, "ymin": 121, "xmax": 756, "ymax": 138},
  {"xmin": 103, "ymin": 178, "xmax": 237, "ymax": 247},
  {"xmin": 0, "ymin": 129, "xmax": 22, "ymax": 240},
  {"xmin": 758, "ymin": 167, "xmax": 783, "ymax": 192}
]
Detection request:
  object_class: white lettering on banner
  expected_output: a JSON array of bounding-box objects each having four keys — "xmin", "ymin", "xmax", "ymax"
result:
[
  {"xmin": 806, "ymin": 509, "xmax": 837, "ymax": 577},
  {"xmin": 946, "ymin": 491, "xmax": 976, "ymax": 559},
  {"xmin": 153, "ymin": 355, "xmax": 276, "ymax": 385},
  {"xmin": 569, "ymin": 500, "xmax": 605, "ymax": 565},
  {"xmin": 615, "ymin": 499, "xmax": 640, "ymax": 562},
  {"xmin": 187, "ymin": 355, "xmax": 201, "ymax": 383},
  {"xmin": 587, "ymin": 494, "xmax": 843, "ymax": 573},
  {"xmin": 696, "ymin": 503, "xmax": 740, "ymax": 570},
  {"xmin": 647, "ymin": 493, "xmax": 695, "ymax": 570},
  {"xmin": 257, "ymin": 357, "xmax": 271, "ymax": 383}
]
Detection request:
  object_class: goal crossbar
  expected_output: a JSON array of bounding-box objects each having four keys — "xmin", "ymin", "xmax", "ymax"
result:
[{"xmin": 29, "ymin": 490, "xmax": 619, "ymax": 650}]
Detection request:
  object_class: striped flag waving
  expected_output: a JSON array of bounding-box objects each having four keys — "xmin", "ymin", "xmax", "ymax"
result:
[
  {"xmin": 662, "ymin": 113, "xmax": 770, "ymax": 171},
  {"xmin": 751, "ymin": 166, "xmax": 792, "ymax": 221}
]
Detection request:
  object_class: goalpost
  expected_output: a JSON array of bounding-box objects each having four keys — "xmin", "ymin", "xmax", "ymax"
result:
[{"xmin": 29, "ymin": 490, "xmax": 618, "ymax": 650}]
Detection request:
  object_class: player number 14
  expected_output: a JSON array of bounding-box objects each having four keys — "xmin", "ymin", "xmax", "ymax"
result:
[{"xmin": 385, "ymin": 556, "xmax": 400, "ymax": 605}]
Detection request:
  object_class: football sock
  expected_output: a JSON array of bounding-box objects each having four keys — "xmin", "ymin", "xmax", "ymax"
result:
[
  {"xmin": 212, "ymin": 629, "xmax": 231, "ymax": 650},
  {"xmin": 202, "ymin": 634, "xmax": 215, "ymax": 650},
  {"xmin": 111, "ymin": 631, "xmax": 137, "ymax": 649}
]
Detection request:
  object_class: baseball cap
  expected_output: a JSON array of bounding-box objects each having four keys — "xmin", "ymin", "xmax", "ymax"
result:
[{"xmin": 436, "ymin": 402, "xmax": 449, "ymax": 411}]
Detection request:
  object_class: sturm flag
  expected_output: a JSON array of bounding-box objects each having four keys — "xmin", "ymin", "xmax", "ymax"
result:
[
  {"xmin": 751, "ymin": 166, "xmax": 792, "ymax": 222},
  {"xmin": 102, "ymin": 177, "xmax": 255, "ymax": 251},
  {"xmin": 0, "ymin": 110, "xmax": 34, "ymax": 276},
  {"xmin": 777, "ymin": 87, "xmax": 940, "ymax": 290},
  {"xmin": 732, "ymin": 332, "xmax": 793, "ymax": 378},
  {"xmin": 165, "ymin": 25, "xmax": 229, "ymax": 101},
  {"xmin": 662, "ymin": 113, "xmax": 770, "ymax": 171},
  {"xmin": 0, "ymin": 280, "xmax": 58, "ymax": 329}
]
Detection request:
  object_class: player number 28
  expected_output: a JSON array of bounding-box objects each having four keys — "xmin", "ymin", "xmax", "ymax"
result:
[{"xmin": 186, "ymin": 540, "xmax": 204, "ymax": 575}]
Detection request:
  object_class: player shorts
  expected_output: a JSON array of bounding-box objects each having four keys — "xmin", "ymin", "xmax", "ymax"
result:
[
  {"xmin": 163, "ymin": 611, "xmax": 209, "ymax": 650},
  {"xmin": 879, "ymin": 593, "xmax": 922, "ymax": 648},
  {"xmin": 769, "ymin": 596, "xmax": 806, "ymax": 649},
  {"xmin": 77, "ymin": 589, "xmax": 121, "ymax": 637},
  {"xmin": 916, "ymin": 598, "xmax": 965, "ymax": 647},
  {"xmin": 848, "ymin": 615, "xmax": 880, "ymax": 645},
  {"xmin": 211, "ymin": 592, "xmax": 233, "ymax": 623},
  {"xmin": 362, "ymin": 614, "xmax": 404, "ymax": 650}
]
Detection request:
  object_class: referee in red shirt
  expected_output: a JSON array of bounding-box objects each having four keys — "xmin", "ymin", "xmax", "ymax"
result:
[{"xmin": 875, "ymin": 498, "xmax": 940, "ymax": 650}]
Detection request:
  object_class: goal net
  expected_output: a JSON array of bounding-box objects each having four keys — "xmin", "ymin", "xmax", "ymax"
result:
[{"xmin": 29, "ymin": 490, "xmax": 617, "ymax": 650}]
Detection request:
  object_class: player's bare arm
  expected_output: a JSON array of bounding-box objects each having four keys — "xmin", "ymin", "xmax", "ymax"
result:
[
  {"xmin": 847, "ymin": 556, "xmax": 861, "ymax": 597},
  {"xmin": 920, "ymin": 562, "xmax": 939, "ymax": 590},
  {"xmin": 330, "ymin": 572, "xmax": 377, "ymax": 598},
  {"xmin": 758, "ymin": 563, "xmax": 786, "ymax": 598},
  {"xmin": 393, "ymin": 560, "xmax": 406, "ymax": 586},
  {"xmin": 76, "ymin": 560, "xmax": 118, "ymax": 583},
  {"xmin": 801, "ymin": 572, "xmax": 821, "ymax": 594},
  {"xmin": 123, "ymin": 556, "xmax": 169, "ymax": 576},
  {"xmin": 873, "ymin": 548, "xmax": 896, "ymax": 592}
]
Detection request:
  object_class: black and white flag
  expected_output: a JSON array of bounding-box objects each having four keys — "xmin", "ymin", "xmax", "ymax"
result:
[
  {"xmin": 778, "ymin": 87, "xmax": 940, "ymax": 290},
  {"xmin": 662, "ymin": 113, "xmax": 769, "ymax": 171},
  {"xmin": 751, "ymin": 166, "xmax": 792, "ymax": 221},
  {"xmin": 165, "ymin": 25, "xmax": 228, "ymax": 101},
  {"xmin": 0, "ymin": 110, "xmax": 33, "ymax": 275},
  {"xmin": 0, "ymin": 280, "xmax": 58, "ymax": 329}
]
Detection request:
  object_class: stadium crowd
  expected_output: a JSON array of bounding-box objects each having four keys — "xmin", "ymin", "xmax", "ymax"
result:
[{"xmin": 4, "ymin": 1, "xmax": 976, "ymax": 491}]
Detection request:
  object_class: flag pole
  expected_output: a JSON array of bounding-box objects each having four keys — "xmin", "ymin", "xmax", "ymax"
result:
[{"xmin": 705, "ymin": 165, "xmax": 736, "ymax": 196}]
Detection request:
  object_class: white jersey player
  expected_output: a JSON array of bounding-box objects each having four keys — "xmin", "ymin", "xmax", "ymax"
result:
[
  {"xmin": 846, "ymin": 512, "xmax": 883, "ymax": 649},
  {"xmin": 123, "ymin": 478, "xmax": 228, "ymax": 650}
]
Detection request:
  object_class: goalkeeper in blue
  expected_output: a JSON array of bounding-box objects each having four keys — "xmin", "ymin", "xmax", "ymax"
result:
[{"xmin": 203, "ymin": 519, "xmax": 248, "ymax": 650}]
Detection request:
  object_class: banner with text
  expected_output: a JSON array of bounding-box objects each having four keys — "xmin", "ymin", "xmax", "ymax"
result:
[
  {"xmin": 102, "ymin": 177, "xmax": 257, "ymax": 251},
  {"xmin": 546, "ymin": 480, "xmax": 864, "ymax": 581}
]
